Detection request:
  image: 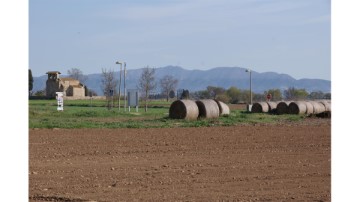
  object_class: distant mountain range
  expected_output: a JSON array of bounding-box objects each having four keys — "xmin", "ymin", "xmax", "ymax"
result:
[{"xmin": 33, "ymin": 66, "xmax": 331, "ymax": 96}]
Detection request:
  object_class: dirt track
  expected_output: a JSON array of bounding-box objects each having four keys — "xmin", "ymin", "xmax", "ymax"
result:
[{"xmin": 29, "ymin": 119, "xmax": 331, "ymax": 201}]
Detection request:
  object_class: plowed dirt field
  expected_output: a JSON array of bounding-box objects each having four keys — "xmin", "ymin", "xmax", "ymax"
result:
[{"xmin": 29, "ymin": 118, "xmax": 331, "ymax": 201}]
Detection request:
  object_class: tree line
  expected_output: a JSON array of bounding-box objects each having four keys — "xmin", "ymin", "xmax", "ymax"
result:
[
  {"xmin": 191, "ymin": 86, "xmax": 330, "ymax": 104},
  {"xmin": 29, "ymin": 67, "xmax": 331, "ymax": 105}
]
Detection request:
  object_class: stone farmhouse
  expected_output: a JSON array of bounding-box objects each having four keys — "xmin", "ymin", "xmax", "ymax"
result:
[{"xmin": 46, "ymin": 71, "xmax": 85, "ymax": 98}]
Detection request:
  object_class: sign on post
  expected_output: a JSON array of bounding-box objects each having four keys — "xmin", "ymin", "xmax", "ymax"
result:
[
  {"xmin": 127, "ymin": 89, "xmax": 139, "ymax": 112},
  {"xmin": 266, "ymin": 93, "xmax": 272, "ymax": 101},
  {"xmin": 56, "ymin": 92, "xmax": 64, "ymax": 111}
]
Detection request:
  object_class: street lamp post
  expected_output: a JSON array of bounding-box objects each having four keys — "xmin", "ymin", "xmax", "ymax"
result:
[
  {"xmin": 124, "ymin": 62, "xmax": 127, "ymax": 112},
  {"xmin": 116, "ymin": 61, "xmax": 122, "ymax": 111},
  {"xmin": 246, "ymin": 69, "xmax": 252, "ymax": 111}
]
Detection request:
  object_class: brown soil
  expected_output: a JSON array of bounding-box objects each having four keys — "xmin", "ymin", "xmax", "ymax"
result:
[
  {"xmin": 29, "ymin": 119, "xmax": 331, "ymax": 201},
  {"xmin": 229, "ymin": 103, "xmax": 247, "ymax": 111}
]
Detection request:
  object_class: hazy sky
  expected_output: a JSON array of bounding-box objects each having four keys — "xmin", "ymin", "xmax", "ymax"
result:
[{"xmin": 29, "ymin": 0, "xmax": 330, "ymax": 80}]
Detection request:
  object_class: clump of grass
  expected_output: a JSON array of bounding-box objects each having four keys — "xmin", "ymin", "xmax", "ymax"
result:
[
  {"xmin": 73, "ymin": 110, "xmax": 99, "ymax": 117},
  {"xmin": 285, "ymin": 115, "xmax": 304, "ymax": 122}
]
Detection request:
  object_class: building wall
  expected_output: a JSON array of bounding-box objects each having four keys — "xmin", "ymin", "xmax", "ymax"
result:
[
  {"xmin": 46, "ymin": 79, "xmax": 61, "ymax": 98},
  {"xmin": 46, "ymin": 77, "xmax": 85, "ymax": 98},
  {"xmin": 63, "ymin": 96, "xmax": 106, "ymax": 100},
  {"xmin": 72, "ymin": 87, "xmax": 85, "ymax": 97}
]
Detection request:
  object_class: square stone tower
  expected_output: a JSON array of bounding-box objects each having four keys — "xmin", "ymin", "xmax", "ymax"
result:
[{"xmin": 46, "ymin": 71, "xmax": 62, "ymax": 98}]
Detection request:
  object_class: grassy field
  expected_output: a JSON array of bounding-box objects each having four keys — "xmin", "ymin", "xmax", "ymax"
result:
[{"xmin": 29, "ymin": 99, "xmax": 304, "ymax": 129}]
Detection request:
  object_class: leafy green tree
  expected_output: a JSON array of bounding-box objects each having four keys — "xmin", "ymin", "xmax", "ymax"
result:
[
  {"xmin": 323, "ymin": 93, "xmax": 331, "ymax": 99},
  {"xmin": 206, "ymin": 86, "xmax": 226, "ymax": 99},
  {"xmin": 34, "ymin": 89, "xmax": 45, "ymax": 96},
  {"xmin": 284, "ymin": 87, "xmax": 295, "ymax": 100},
  {"xmin": 181, "ymin": 90, "xmax": 190, "ymax": 99},
  {"xmin": 308, "ymin": 91, "xmax": 325, "ymax": 100},
  {"xmin": 240, "ymin": 89, "xmax": 251, "ymax": 104},
  {"xmin": 253, "ymin": 93, "xmax": 265, "ymax": 102},
  {"xmin": 284, "ymin": 87, "xmax": 309, "ymax": 100},
  {"xmin": 226, "ymin": 86, "xmax": 241, "ymax": 104},
  {"xmin": 216, "ymin": 94, "xmax": 230, "ymax": 103},
  {"xmin": 295, "ymin": 89, "xmax": 309, "ymax": 100},
  {"xmin": 193, "ymin": 90, "xmax": 211, "ymax": 99},
  {"xmin": 264, "ymin": 89, "xmax": 282, "ymax": 101},
  {"xmin": 29, "ymin": 69, "xmax": 33, "ymax": 95}
]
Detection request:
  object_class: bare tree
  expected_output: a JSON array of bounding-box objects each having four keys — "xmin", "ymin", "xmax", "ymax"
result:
[
  {"xmin": 67, "ymin": 68, "xmax": 88, "ymax": 83},
  {"xmin": 101, "ymin": 68, "xmax": 118, "ymax": 96},
  {"xmin": 138, "ymin": 66, "xmax": 156, "ymax": 112},
  {"xmin": 101, "ymin": 68, "xmax": 118, "ymax": 109},
  {"xmin": 160, "ymin": 75, "xmax": 178, "ymax": 102}
]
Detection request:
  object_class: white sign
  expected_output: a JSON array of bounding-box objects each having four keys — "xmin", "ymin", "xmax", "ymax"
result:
[{"xmin": 56, "ymin": 92, "xmax": 64, "ymax": 111}]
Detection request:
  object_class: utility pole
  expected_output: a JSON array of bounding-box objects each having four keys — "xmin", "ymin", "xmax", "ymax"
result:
[
  {"xmin": 116, "ymin": 61, "xmax": 122, "ymax": 111},
  {"xmin": 124, "ymin": 62, "xmax": 127, "ymax": 112},
  {"xmin": 246, "ymin": 68, "xmax": 252, "ymax": 111},
  {"xmin": 250, "ymin": 70, "xmax": 252, "ymax": 105}
]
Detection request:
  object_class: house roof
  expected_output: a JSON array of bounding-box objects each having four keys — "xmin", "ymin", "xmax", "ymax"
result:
[
  {"xmin": 60, "ymin": 77, "xmax": 78, "ymax": 81},
  {"xmin": 71, "ymin": 84, "xmax": 84, "ymax": 88},
  {"xmin": 46, "ymin": 71, "xmax": 61, "ymax": 74}
]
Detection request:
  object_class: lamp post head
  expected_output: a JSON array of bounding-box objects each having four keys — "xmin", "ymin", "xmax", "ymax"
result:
[
  {"xmin": 116, "ymin": 61, "xmax": 122, "ymax": 64},
  {"xmin": 245, "ymin": 69, "xmax": 251, "ymax": 73}
]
